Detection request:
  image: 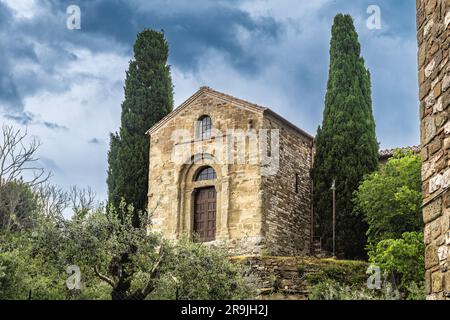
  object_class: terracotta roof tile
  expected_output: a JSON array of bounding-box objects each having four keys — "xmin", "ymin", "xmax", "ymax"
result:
[{"xmin": 379, "ymin": 145, "xmax": 420, "ymax": 159}]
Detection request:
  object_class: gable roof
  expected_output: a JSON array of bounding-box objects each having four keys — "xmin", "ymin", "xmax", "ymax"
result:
[{"xmin": 146, "ymin": 86, "xmax": 314, "ymax": 140}]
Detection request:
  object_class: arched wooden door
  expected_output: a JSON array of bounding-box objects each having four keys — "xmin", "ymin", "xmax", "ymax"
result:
[{"xmin": 193, "ymin": 187, "xmax": 216, "ymax": 242}]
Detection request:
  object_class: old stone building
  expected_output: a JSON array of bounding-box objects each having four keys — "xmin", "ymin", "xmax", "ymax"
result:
[
  {"xmin": 146, "ymin": 87, "xmax": 313, "ymax": 255},
  {"xmin": 417, "ymin": 0, "xmax": 450, "ymax": 300}
]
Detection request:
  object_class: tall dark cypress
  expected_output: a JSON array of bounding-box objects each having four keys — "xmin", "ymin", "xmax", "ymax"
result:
[
  {"xmin": 107, "ymin": 29, "xmax": 173, "ymax": 217},
  {"xmin": 312, "ymin": 14, "xmax": 379, "ymax": 259}
]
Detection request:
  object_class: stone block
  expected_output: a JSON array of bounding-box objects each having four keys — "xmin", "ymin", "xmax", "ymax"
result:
[
  {"xmin": 429, "ymin": 137, "xmax": 442, "ymax": 154},
  {"xmin": 422, "ymin": 145, "xmax": 429, "ymax": 160},
  {"xmin": 426, "ymin": 269, "xmax": 432, "ymax": 294},
  {"xmin": 422, "ymin": 115, "xmax": 436, "ymax": 144},
  {"xmin": 425, "ymin": 244, "xmax": 439, "ymax": 269},
  {"xmin": 438, "ymin": 245, "xmax": 449, "ymax": 262},
  {"xmin": 425, "ymin": 223, "xmax": 432, "ymax": 245},
  {"xmin": 443, "ymin": 190, "xmax": 450, "ymax": 208},
  {"xmin": 443, "ymin": 73, "xmax": 450, "ymax": 92},
  {"xmin": 424, "ymin": 197, "xmax": 442, "ymax": 224},
  {"xmin": 431, "ymin": 217, "xmax": 442, "ymax": 239},
  {"xmin": 445, "ymin": 272, "xmax": 450, "ymax": 292},
  {"xmin": 432, "ymin": 271, "xmax": 444, "ymax": 293},
  {"xmin": 425, "ymin": 59, "xmax": 436, "ymax": 78}
]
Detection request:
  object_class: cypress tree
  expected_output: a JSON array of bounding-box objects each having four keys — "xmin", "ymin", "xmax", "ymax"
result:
[
  {"xmin": 107, "ymin": 29, "xmax": 173, "ymax": 219},
  {"xmin": 312, "ymin": 14, "xmax": 379, "ymax": 259}
]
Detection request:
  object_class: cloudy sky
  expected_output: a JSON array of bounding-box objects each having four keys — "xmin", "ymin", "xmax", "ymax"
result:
[{"xmin": 0, "ymin": 0, "xmax": 419, "ymax": 202}]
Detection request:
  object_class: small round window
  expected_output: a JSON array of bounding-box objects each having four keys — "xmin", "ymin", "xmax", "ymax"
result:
[{"xmin": 194, "ymin": 166, "xmax": 217, "ymax": 181}]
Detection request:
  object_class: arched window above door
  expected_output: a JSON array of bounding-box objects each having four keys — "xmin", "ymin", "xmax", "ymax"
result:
[{"xmin": 194, "ymin": 166, "xmax": 217, "ymax": 181}]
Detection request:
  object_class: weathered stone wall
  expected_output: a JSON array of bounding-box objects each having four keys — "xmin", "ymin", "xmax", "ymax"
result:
[
  {"xmin": 148, "ymin": 88, "xmax": 265, "ymax": 253},
  {"xmin": 417, "ymin": 0, "xmax": 450, "ymax": 300},
  {"xmin": 233, "ymin": 256, "xmax": 367, "ymax": 300},
  {"xmin": 261, "ymin": 114, "xmax": 313, "ymax": 256},
  {"xmin": 147, "ymin": 87, "xmax": 314, "ymax": 256}
]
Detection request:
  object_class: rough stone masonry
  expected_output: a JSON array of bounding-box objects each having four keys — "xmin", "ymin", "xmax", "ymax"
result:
[
  {"xmin": 147, "ymin": 87, "xmax": 313, "ymax": 256},
  {"xmin": 417, "ymin": 0, "xmax": 450, "ymax": 300}
]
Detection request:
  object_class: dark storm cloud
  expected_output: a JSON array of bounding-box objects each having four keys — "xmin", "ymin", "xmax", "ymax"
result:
[
  {"xmin": 3, "ymin": 111, "xmax": 68, "ymax": 130},
  {"xmin": 4, "ymin": 111, "xmax": 34, "ymax": 125},
  {"xmin": 0, "ymin": 0, "xmax": 282, "ymax": 114},
  {"xmin": 43, "ymin": 121, "xmax": 68, "ymax": 130},
  {"xmin": 280, "ymin": 0, "xmax": 419, "ymax": 148},
  {"xmin": 48, "ymin": 0, "xmax": 282, "ymax": 72},
  {"xmin": 0, "ymin": 3, "xmax": 69, "ymax": 112},
  {"xmin": 0, "ymin": 2, "xmax": 23, "ymax": 111},
  {"xmin": 160, "ymin": 11, "xmax": 282, "ymax": 73},
  {"xmin": 0, "ymin": 0, "xmax": 419, "ymax": 149},
  {"xmin": 89, "ymin": 138, "xmax": 101, "ymax": 144},
  {"xmin": 39, "ymin": 156, "xmax": 60, "ymax": 172}
]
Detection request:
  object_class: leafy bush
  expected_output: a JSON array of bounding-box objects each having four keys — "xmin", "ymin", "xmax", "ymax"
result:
[
  {"xmin": 353, "ymin": 150, "xmax": 422, "ymax": 246},
  {"xmin": 404, "ymin": 282, "xmax": 426, "ymax": 300},
  {"xmin": 309, "ymin": 279, "xmax": 401, "ymax": 300},
  {"xmin": 0, "ymin": 181, "xmax": 39, "ymax": 232},
  {"xmin": 150, "ymin": 237, "xmax": 254, "ymax": 300},
  {"xmin": 1, "ymin": 200, "xmax": 253, "ymax": 300},
  {"xmin": 368, "ymin": 231, "xmax": 424, "ymax": 293},
  {"xmin": 0, "ymin": 232, "xmax": 68, "ymax": 300},
  {"xmin": 306, "ymin": 260, "xmax": 368, "ymax": 287}
]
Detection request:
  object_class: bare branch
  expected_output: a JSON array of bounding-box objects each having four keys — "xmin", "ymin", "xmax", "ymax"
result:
[
  {"xmin": 34, "ymin": 183, "xmax": 70, "ymax": 217},
  {"xmin": 69, "ymin": 186, "xmax": 97, "ymax": 213},
  {"xmin": 0, "ymin": 125, "xmax": 51, "ymax": 187}
]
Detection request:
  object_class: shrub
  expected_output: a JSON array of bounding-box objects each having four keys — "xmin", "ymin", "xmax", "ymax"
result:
[
  {"xmin": 0, "ymin": 181, "xmax": 39, "ymax": 232},
  {"xmin": 1, "ymin": 203, "xmax": 254, "ymax": 300},
  {"xmin": 0, "ymin": 232, "xmax": 67, "ymax": 300},
  {"xmin": 306, "ymin": 260, "xmax": 368, "ymax": 287},
  {"xmin": 308, "ymin": 279, "xmax": 401, "ymax": 300},
  {"xmin": 353, "ymin": 150, "xmax": 422, "ymax": 247},
  {"xmin": 150, "ymin": 236, "xmax": 255, "ymax": 300},
  {"xmin": 368, "ymin": 231, "xmax": 424, "ymax": 294}
]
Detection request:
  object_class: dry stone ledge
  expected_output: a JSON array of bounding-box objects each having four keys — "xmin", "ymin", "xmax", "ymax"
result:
[{"xmin": 231, "ymin": 256, "xmax": 367, "ymax": 300}]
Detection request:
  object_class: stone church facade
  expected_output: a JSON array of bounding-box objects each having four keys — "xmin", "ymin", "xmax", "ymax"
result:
[{"xmin": 146, "ymin": 87, "xmax": 313, "ymax": 255}]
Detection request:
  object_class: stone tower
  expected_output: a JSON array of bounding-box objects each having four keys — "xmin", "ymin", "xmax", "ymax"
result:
[{"xmin": 417, "ymin": 0, "xmax": 450, "ymax": 299}]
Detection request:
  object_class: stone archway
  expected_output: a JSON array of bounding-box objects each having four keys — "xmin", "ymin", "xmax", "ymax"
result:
[{"xmin": 175, "ymin": 153, "xmax": 230, "ymax": 242}]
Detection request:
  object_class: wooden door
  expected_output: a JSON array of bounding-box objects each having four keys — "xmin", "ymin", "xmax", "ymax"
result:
[{"xmin": 194, "ymin": 187, "xmax": 216, "ymax": 242}]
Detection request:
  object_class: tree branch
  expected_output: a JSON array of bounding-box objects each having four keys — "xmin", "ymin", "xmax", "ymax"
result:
[
  {"xmin": 140, "ymin": 247, "xmax": 165, "ymax": 297},
  {"xmin": 94, "ymin": 265, "xmax": 116, "ymax": 288}
]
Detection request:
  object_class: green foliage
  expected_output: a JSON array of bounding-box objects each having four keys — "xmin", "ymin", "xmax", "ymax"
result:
[
  {"xmin": 1, "ymin": 196, "xmax": 252, "ymax": 300},
  {"xmin": 0, "ymin": 231, "xmax": 67, "ymax": 300},
  {"xmin": 308, "ymin": 279, "xmax": 399, "ymax": 300},
  {"xmin": 306, "ymin": 259, "xmax": 422, "ymax": 300},
  {"xmin": 368, "ymin": 231, "xmax": 425, "ymax": 292},
  {"xmin": 304, "ymin": 260, "xmax": 417, "ymax": 300},
  {"xmin": 107, "ymin": 29, "xmax": 173, "ymax": 216},
  {"xmin": 150, "ymin": 237, "xmax": 254, "ymax": 300},
  {"xmin": 0, "ymin": 181, "xmax": 39, "ymax": 232},
  {"xmin": 297, "ymin": 265, "xmax": 306, "ymax": 277},
  {"xmin": 312, "ymin": 14, "xmax": 378, "ymax": 258},
  {"xmin": 404, "ymin": 282, "xmax": 426, "ymax": 300},
  {"xmin": 306, "ymin": 260, "xmax": 368, "ymax": 287},
  {"xmin": 354, "ymin": 150, "xmax": 422, "ymax": 246},
  {"xmin": 31, "ymin": 202, "xmax": 164, "ymax": 300}
]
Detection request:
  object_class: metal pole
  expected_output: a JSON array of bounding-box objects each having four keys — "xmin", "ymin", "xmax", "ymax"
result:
[
  {"xmin": 333, "ymin": 185, "xmax": 336, "ymax": 258},
  {"xmin": 331, "ymin": 179, "xmax": 336, "ymax": 258}
]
